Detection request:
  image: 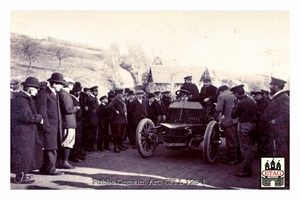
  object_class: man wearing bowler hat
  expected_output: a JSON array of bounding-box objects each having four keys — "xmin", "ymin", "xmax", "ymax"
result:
[
  {"xmin": 259, "ymin": 77, "xmax": 289, "ymax": 186},
  {"xmin": 37, "ymin": 72, "xmax": 65, "ymax": 175},
  {"xmin": 231, "ymin": 84, "xmax": 257, "ymax": 177},
  {"xmin": 11, "ymin": 77, "xmax": 43, "ymax": 183},
  {"xmin": 70, "ymin": 81, "xmax": 85, "ymax": 162}
]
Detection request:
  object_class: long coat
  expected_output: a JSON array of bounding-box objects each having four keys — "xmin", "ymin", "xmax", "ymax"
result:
[
  {"xmin": 181, "ymin": 83, "xmax": 199, "ymax": 96},
  {"xmin": 259, "ymin": 92, "xmax": 289, "ymax": 137},
  {"xmin": 58, "ymin": 89, "xmax": 79, "ymax": 129},
  {"xmin": 215, "ymin": 90, "xmax": 238, "ymax": 128},
  {"xmin": 199, "ymin": 84, "xmax": 218, "ymax": 104},
  {"xmin": 85, "ymin": 94, "xmax": 99, "ymax": 126},
  {"xmin": 129, "ymin": 98, "xmax": 149, "ymax": 128},
  {"xmin": 108, "ymin": 97, "xmax": 126, "ymax": 125},
  {"xmin": 37, "ymin": 87, "xmax": 63, "ymax": 150},
  {"xmin": 11, "ymin": 91, "xmax": 43, "ymax": 174}
]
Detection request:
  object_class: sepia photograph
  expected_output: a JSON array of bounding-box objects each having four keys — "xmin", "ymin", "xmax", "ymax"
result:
[{"xmin": 5, "ymin": 0, "xmax": 298, "ymax": 195}]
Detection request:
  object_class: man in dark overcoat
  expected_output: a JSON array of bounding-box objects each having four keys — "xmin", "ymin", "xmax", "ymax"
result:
[
  {"xmin": 259, "ymin": 77, "xmax": 289, "ymax": 186},
  {"xmin": 37, "ymin": 72, "xmax": 65, "ymax": 175},
  {"xmin": 70, "ymin": 81, "xmax": 84, "ymax": 161},
  {"xmin": 97, "ymin": 95, "xmax": 111, "ymax": 151},
  {"xmin": 250, "ymin": 91, "xmax": 270, "ymax": 154},
  {"xmin": 11, "ymin": 77, "xmax": 43, "ymax": 183},
  {"xmin": 108, "ymin": 89, "xmax": 127, "ymax": 153},
  {"xmin": 199, "ymin": 77, "xmax": 218, "ymax": 118},
  {"xmin": 84, "ymin": 86, "xmax": 99, "ymax": 151},
  {"xmin": 128, "ymin": 90, "xmax": 149, "ymax": 149},
  {"xmin": 180, "ymin": 76, "xmax": 199, "ymax": 101}
]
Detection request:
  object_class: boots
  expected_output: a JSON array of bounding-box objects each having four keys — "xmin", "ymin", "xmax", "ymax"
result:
[
  {"xmin": 236, "ymin": 163, "xmax": 252, "ymax": 177},
  {"xmin": 222, "ymin": 150, "xmax": 238, "ymax": 165},
  {"xmin": 113, "ymin": 138, "xmax": 120, "ymax": 153},
  {"xmin": 118, "ymin": 138, "xmax": 128, "ymax": 150}
]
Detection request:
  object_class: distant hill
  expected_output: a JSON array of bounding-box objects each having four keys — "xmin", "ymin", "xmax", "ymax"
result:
[{"xmin": 10, "ymin": 33, "xmax": 135, "ymax": 95}]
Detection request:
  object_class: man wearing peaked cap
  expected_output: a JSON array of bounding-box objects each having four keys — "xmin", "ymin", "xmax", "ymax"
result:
[
  {"xmin": 231, "ymin": 83, "xmax": 257, "ymax": 177},
  {"xmin": 84, "ymin": 85, "xmax": 99, "ymax": 152},
  {"xmin": 114, "ymin": 89, "xmax": 123, "ymax": 94},
  {"xmin": 230, "ymin": 84, "xmax": 245, "ymax": 94},
  {"xmin": 184, "ymin": 76, "xmax": 192, "ymax": 80},
  {"xmin": 181, "ymin": 76, "xmax": 199, "ymax": 98},
  {"xmin": 89, "ymin": 86, "xmax": 98, "ymax": 91},
  {"xmin": 270, "ymin": 77, "xmax": 287, "ymax": 87},
  {"xmin": 259, "ymin": 76, "xmax": 289, "ymax": 187}
]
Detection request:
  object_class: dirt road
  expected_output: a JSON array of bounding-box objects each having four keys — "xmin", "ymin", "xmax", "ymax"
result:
[{"xmin": 10, "ymin": 139, "xmax": 282, "ymax": 190}]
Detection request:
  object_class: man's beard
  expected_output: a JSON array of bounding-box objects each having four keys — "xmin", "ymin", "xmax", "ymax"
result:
[{"xmin": 270, "ymin": 89, "xmax": 276, "ymax": 95}]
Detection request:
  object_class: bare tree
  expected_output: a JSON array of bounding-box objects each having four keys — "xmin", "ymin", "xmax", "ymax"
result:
[
  {"xmin": 10, "ymin": 34, "xmax": 41, "ymax": 70},
  {"xmin": 47, "ymin": 44, "xmax": 74, "ymax": 69}
]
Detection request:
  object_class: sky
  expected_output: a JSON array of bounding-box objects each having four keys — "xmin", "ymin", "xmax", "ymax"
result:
[{"xmin": 10, "ymin": 9, "xmax": 291, "ymax": 79}]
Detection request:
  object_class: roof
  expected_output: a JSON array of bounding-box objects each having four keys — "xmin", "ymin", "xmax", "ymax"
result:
[{"xmin": 148, "ymin": 65, "xmax": 206, "ymax": 84}]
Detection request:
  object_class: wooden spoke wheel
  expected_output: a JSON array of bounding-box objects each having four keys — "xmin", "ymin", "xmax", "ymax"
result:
[
  {"xmin": 136, "ymin": 118, "xmax": 157, "ymax": 158},
  {"xmin": 203, "ymin": 120, "xmax": 221, "ymax": 163}
]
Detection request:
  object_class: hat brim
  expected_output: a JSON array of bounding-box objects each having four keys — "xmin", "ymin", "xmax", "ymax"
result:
[
  {"xmin": 21, "ymin": 82, "xmax": 40, "ymax": 88},
  {"xmin": 47, "ymin": 79, "xmax": 66, "ymax": 84}
]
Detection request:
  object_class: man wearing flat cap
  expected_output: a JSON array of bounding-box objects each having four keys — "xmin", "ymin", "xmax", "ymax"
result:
[
  {"xmin": 108, "ymin": 89, "xmax": 127, "ymax": 152},
  {"xmin": 37, "ymin": 72, "xmax": 65, "ymax": 175},
  {"xmin": 128, "ymin": 89, "xmax": 149, "ymax": 149},
  {"xmin": 250, "ymin": 90, "xmax": 270, "ymax": 154},
  {"xmin": 57, "ymin": 78, "xmax": 80, "ymax": 169},
  {"xmin": 153, "ymin": 91, "xmax": 166, "ymax": 125},
  {"xmin": 231, "ymin": 84, "xmax": 257, "ymax": 177},
  {"xmin": 259, "ymin": 77, "xmax": 289, "ymax": 186}
]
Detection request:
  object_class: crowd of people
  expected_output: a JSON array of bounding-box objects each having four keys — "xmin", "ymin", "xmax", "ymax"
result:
[
  {"xmin": 10, "ymin": 72, "xmax": 172, "ymax": 184},
  {"xmin": 180, "ymin": 75, "xmax": 289, "ymax": 182},
  {"xmin": 10, "ymin": 72, "xmax": 289, "ymax": 185}
]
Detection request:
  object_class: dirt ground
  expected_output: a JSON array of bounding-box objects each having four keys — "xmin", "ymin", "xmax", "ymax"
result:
[{"xmin": 10, "ymin": 138, "xmax": 289, "ymax": 190}]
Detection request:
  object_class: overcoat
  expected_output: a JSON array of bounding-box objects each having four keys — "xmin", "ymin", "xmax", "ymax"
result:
[
  {"xmin": 215, "ymin": 90, "xmax": 238, "ymax": 128},
  {"xmin": 58, "ymin": 89, "xmax": 79, "ymax": 129},
  {"xmin": 37, "ymin": 87, "xmax": 62, "ymax": 150},
  {"xmin": 259, "ymin": 92, "xmax": 289, "ymax": 137},
  {"xmin": 11, "ymin": 91, "xmax": 43, "ymax": 173},
  {"xmin": 129, "ymin": 98, "xmax": 149, "ymax": 127},
  {"xmin": 108, "ymin": 97, "xmax": 126, "ymax": 125},
  {"xmin": 181, "ymin": 83, "xmax": 199, "ymax": 96},
  {"xmin": 199, "ymin": 84, "xmax": 218, "ymax": 104},
  {"xmin": 85, "ymin": 95, "xmax": 99, "ymax": 126}
]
